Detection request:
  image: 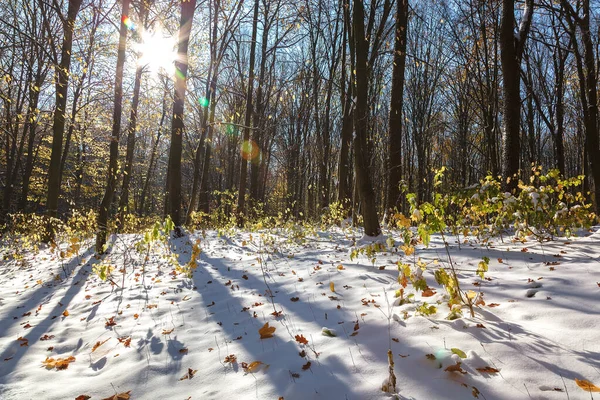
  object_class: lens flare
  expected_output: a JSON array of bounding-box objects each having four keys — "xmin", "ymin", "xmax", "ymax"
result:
[
  {"xmin": 198, "ymin": 97, "xmax": 209, "ymax": 108},
  {"xmin": 225, "ymin": 124, "xmax": 238, "ymax": 136},
  {"xmin": 122, "ymin": 16, "xmax": 135, "ymax": 30},
  {"xmin": 241, "ymin": 140, "xmax": 260, "ymax": 161}
]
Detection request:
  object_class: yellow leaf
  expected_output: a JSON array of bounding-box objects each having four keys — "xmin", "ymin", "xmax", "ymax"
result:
[
  {"xmin": 466, "ymin": 290, "xmax": 477, "ymax": 300},
  {"xmin": 162, "ymin": 328, "xmax": 174, "ymax": 335},
  {"xmin": 337, "ymin": 265, "xmax": 345, "ymax": 270},
  {"xmin": 245, "ymin": 361, "xmax": 264, "ymax": 372},
  {"xmin": 330, "ymin": 282, "xmax": 335, "ymax": 292},
  {"xmin": 259, "ymin": 322, "xmax": 276, "ymax": 339},
  {"xmin": 575, "ymin": 379, "xmax": 600, "ymax": 392},
  {"xmin": 42, "ymin": 356, "xmax": 75, "ymax": 370}
]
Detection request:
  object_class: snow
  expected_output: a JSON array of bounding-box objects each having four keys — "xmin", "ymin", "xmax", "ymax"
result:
[{"xmin": 0, "ymin": 227, "xmax": 599, "ymax": 399}]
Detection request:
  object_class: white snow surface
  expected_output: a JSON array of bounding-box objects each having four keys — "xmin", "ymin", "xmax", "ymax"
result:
[{"xmin": 0, "ymin": 227, "xmax": 599, "ymax": 399}]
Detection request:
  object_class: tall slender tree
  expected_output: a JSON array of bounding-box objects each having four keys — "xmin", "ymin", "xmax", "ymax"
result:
[
  {"xmin": 166, "ymin": 0, "xmax": 197, "ymax": 228},
  {"xmin": 96, "ymin": 0, "xmax": 131, "ymax": 252}
]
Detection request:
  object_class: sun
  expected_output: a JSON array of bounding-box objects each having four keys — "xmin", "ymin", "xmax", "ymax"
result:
[{"xmin": 135, "ymin": 29, "xmax": 178, "ymax": 75}]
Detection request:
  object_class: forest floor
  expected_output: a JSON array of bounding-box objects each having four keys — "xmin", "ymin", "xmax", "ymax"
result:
[{"xmin": 0, "ymin": 226, "xmax": 599, "ymax": 400}]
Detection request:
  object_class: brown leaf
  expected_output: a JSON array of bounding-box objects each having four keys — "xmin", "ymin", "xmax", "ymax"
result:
[
  {"xmin": 117, "ymin": 336, "xmax": 131, "ymax": 347},
  {"xmin": 391, "ymin": 338, "xmax": 399, "ymax": 343},
  {"xmin": 62, "ymin": 310, "xmax": 69, "ymax": 317},
  {"xmin": 17, "ymin": 337, "xmax": 28, "ymax": 347},
  {"xmin": 295, "ymin": 334, "xmax": 308, "ymax": 345},
  {"xmin": 476, "ymin": 366, "xmax": 500, "ymax": 374},
  {"xmin": 302, "ymin": 361, "xmax": 311, "ymax": 370},
  {"xmin": 101, "ymin": 391, "xmax": 131, "ymax": 400},
  {"xmin": 75, "ymin": 396, "xmax": 91, "ymax": 400},
  {"xmin": 243, "ymin": 361, "xmax": 264, "ymax": 373},
  {"xmin": 426, "ymin": 354, "xmax": 436, "ymax": 360},
  {"xmin": 290, "ymin": 297, "xmax": 299, "ymax": 302},
  {"xmin": 497, "ymin": 258, "xmax": 503, "ymax": 263},
  {"xmin": 259, "ymin": 323, "xmax": 276, "ymax": 339},
  {"xmin": 299, "ymin": 350, "xmax": 306, "ymax": 357},
  {"xmin": 475, "ymin": 323, "xmax": 486, "ymax": 329},
  {"xmin": 162, "ymin": 328, "xmax": 174, "ymax": 335},
  {"xmin": 422, "ymin": 288, "xmax": 436, "ymax": 297},
  {"xmin": 179, "ymin": 368, "xmax": 197, "ymax": 381},
  {"xmin": 445, "ymin": 362, "xmax": 467, "ymax": 374},
  {"xmin": 224, "ymin": 354, "xmax": 237, "ymax": 363},
  {"xmin": 488, "ymin": 303, "xmax": 500, "ymax": 307},
  {"xmin": 105, "ymin": 317, "xmax": 117, "ymax": 327},
  {"xmin": 92, "ymin": 338, "xmax": 110, "ymax": 352},
  {"xmin": 575, "ymin": 379, "xmax": 600, "ymax": 392},
  {"xmin": 179, "ymin": 348, "xmax": 188, "ymax": 354}
]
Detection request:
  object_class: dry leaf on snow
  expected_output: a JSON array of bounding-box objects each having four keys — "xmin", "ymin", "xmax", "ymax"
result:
[
  {"xmin": 575, "ymin": 379, "xmax": 600, "ymax": 392},
  {"xmin": 302, "ymin": 361, "xmax": 312, "ymax": 370},
  {"xmin": 92, "ymin": 338, "xmax": 110, "ymax": 352},
  {"xmin": 330, "ymin": 282, "xmax": 335, "ymax": 292},
  {"xmin": 179, "ymin": 368, "xmax": 197, "ymax": 381},
  {"xmin": 295, "ymin": 334, "xmax": 308, "ymax": 345},
  {"xmin": 476, "ymin": 366, "xmax": 500, "ymax": 374},
  {"xmin": 242, "ymin": 361, "xmax": 264, "ymax": 373},
  {"xmin": 75, "ymin": 395, "xmax": 91, "ymax": 400},
  {"xmin": 101, "ymin": 391, "xmax": 131, "ymax": 400},
  {"xmin": 42, "ymin": 356, "xmax": 75, "ymax": 370},
  {"xmin": 259, "ymin": 323, "xmax": 276, "ymax": 339},
  {"xmin": 445, "ymin": 362, "xmax": 467, "ymax": 374}
]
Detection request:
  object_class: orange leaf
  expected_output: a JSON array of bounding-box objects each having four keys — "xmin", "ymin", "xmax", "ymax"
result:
[
  {"xmin": 162, "ymin": 328, "xmax": 174, "ymax": 335},
  {"xmin": 105, "ymin": 317, "xmax": 117, "ymax": 327},
  {"xmin": 62, "ymin": 310, "xmax": 69, "ymax": 317},
  {"xmin": 259, "ymin": 323, "xmax": 276, "ymax": 339},
  {"xmin": 421, "ymin": 288, "xmax": 436, "ymax": 297},
  {"xmin": 92, "ymin": 338, "xmax": 110, "ymax": 352},
  {"xmin": 330, "ymin": 282, "xmax": 335, "ymax": 292},
  {"xmin": 575, "ymin": 379, "xmax": 600, "ymax": 392},
  {"xmin": 295, "ymin": 334, "xmax": 308, "ymax": 345},
  {"xmin": 224, "ymin": 354, "xmax": 237, "ymax": 363},
  {"xmin": 75, "ymin": 396, "xmax": 91, "ymax": 400},
  {"xmin": 337, "ymin": 265, "xmax": 345, "ymax": 270},
  {"xmin": 42, "ymin": 356, "xmax": 75, "ymax": 370},
  {"xmin": 476, "ymin": 366, "xmax": 500, "ymax": 374},
  {"xmin": 117, "ymin": 336, "xmax": 131, "ymax": 347},
  {"xmin": 243, "ymin": 361, "xmax": 264, "ymax": 373}
]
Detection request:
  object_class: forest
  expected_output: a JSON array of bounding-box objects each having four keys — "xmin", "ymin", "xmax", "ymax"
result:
[{"xmin": 0, "ymin": 0, "xmax": 600, "ymax": 399}]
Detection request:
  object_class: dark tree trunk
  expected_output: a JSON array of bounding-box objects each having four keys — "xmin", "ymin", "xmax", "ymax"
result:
[
  {"xmin": 45, "ymin": 0, "xmax": 83, "ymax": 224},
  {"xmin": 352, "ymin": 0, "xmax": 381, "ymax": 237},
  {"xmin": 166, "ymin": 0, "xmax": 197, "ymax": 228},
  {"xmin": 236, "ymin": 0, "xmax": 259, "ymax": 226},
  {"xmin": 95, "ymin": 0, "xmax": 130, "ymax": 252},
  {"xmin": 385, "ymin": 0, "xmax": 408, "ymax": 214}
]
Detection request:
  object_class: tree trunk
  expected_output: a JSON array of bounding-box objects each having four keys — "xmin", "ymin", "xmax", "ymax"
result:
[
  {"xmin": 352, "ymin": 0, "xmax": 381, "ymax": 237},
  {"xmin": 45, "ymin": 0, "xmax": 83, "ymax": 225},
  {"xmin": 166, "ymin": 0, "xmax": 197, "ymax": 228},
  {"xmin": 236, "ymin": 0, "xmax": 259, "ymax": 226},
  {"xmin": 385, "ymin": 0, "xmax": 408, "ymax": 214},
  {"xmin": 95, "ymin": 0, "xmax": 130, "ymax": 252}
]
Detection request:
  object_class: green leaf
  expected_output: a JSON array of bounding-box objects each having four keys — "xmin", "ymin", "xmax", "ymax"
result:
[{"xmin": 451, "ymin": 348, "xmax": 467, "ymax": 359}]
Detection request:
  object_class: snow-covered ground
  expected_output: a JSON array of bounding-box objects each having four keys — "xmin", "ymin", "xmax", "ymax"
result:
[{"xmin": 0, "ymin": 227, "xmax": 599, "ymax": 400}]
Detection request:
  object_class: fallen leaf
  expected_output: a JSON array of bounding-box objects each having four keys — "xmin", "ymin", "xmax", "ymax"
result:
[
  {"xmin": 497, "ymin": 258, "xmax": 503, "ymax": 263},
  {"xmin": 259, "ymin": 323, "xmax": 276, "ymax": 339},
  {"xmin": 92, "ymin": 338, "xmax": 110, "ymax": 352},
  {"xmin": 330, "ymin": 282, "xmax": 335, "ymax": 292},
  {"xmin": 179, "ymin": 348, "xmax": 188, "ymax": 354},
  {"xmin": 391, "ymin": 338, "xmax": 399, "ymax": 343},
  {"xmin": 17, "ymin": 337, "xmax": 28, "ymax": 347},
  {"xmin": 179, "ymin": 368, "xmax": 197, "ymax": 381},
  {"xmin": 445, "ymin": 362, "xmax": 467, "ymax": 374},
  {"xmin": 354, "ymin": 322, "xmax": 360, "ymax": 331},
  {"xmin": 299, "ymin": 350, "xmax": 306, "ymax": 357},
  {"xmin": 337, "ymin": 265, "xmax": 345, "ymax": 270},
  {"xmin": 243, "ymin": 361, "xmax": 264, "ymax": 372},
  {"xmin": 62, "ymin": 310, "xmax": 69, "ymax": 317},
  {"xmin": 426, "ymin": 354, "xmax": 436, "ymax": 360},
  {"xmin": 302, "ymin": 361, "xmax": 311, "ymax": 370},
  {"xmin": 475, "ymin": 323, "xmax": 486, "ymax": 329},
  {"xmin": 295, "ymin": 334, "xmax": 308, "ymax": 345},
  {"xmin": 422, "ymin": 288, "xmax": 436, "ymax": 297},
  {"xmin": 42, "ymin": 356, "xmax": 76, "ymax": 370},
  {"xmin": 224, "ymin": 354, "xmax": 237, "ymax": 363},
  {"xmin": 162, "ymin": 328, "xmax": 174, "ymax": 335},
  {"xmin": 575, "ymin": 379, "xmax": 600, "ymax": 392},
  {"xmin": 451, "ymin": 348, "xmax": 467, "ymax": 359},
  {"xmin": 290, "ymin": 297, "xmax": 299, "ymax": 302},
  {"xmin": 488, "ymin": 303, "xmax": 500, "ymax": 307},
  {"xmin": 476, "ymin": 366, "xmax": 500, "ymax": 374},
  {"xmin": 75, "ymin": 396, "xmax": 91, "ymax": 400},
  {"xmin": 105, "ymin": 317, "xmax": 116, "ymax": 327},
  {"xmin": 101, "ymin": 391, "xmax": 131, "ymax": 400},
  {"xmin": 117, "ymin": 336, "xmax": 131, "ymax": 347}
]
